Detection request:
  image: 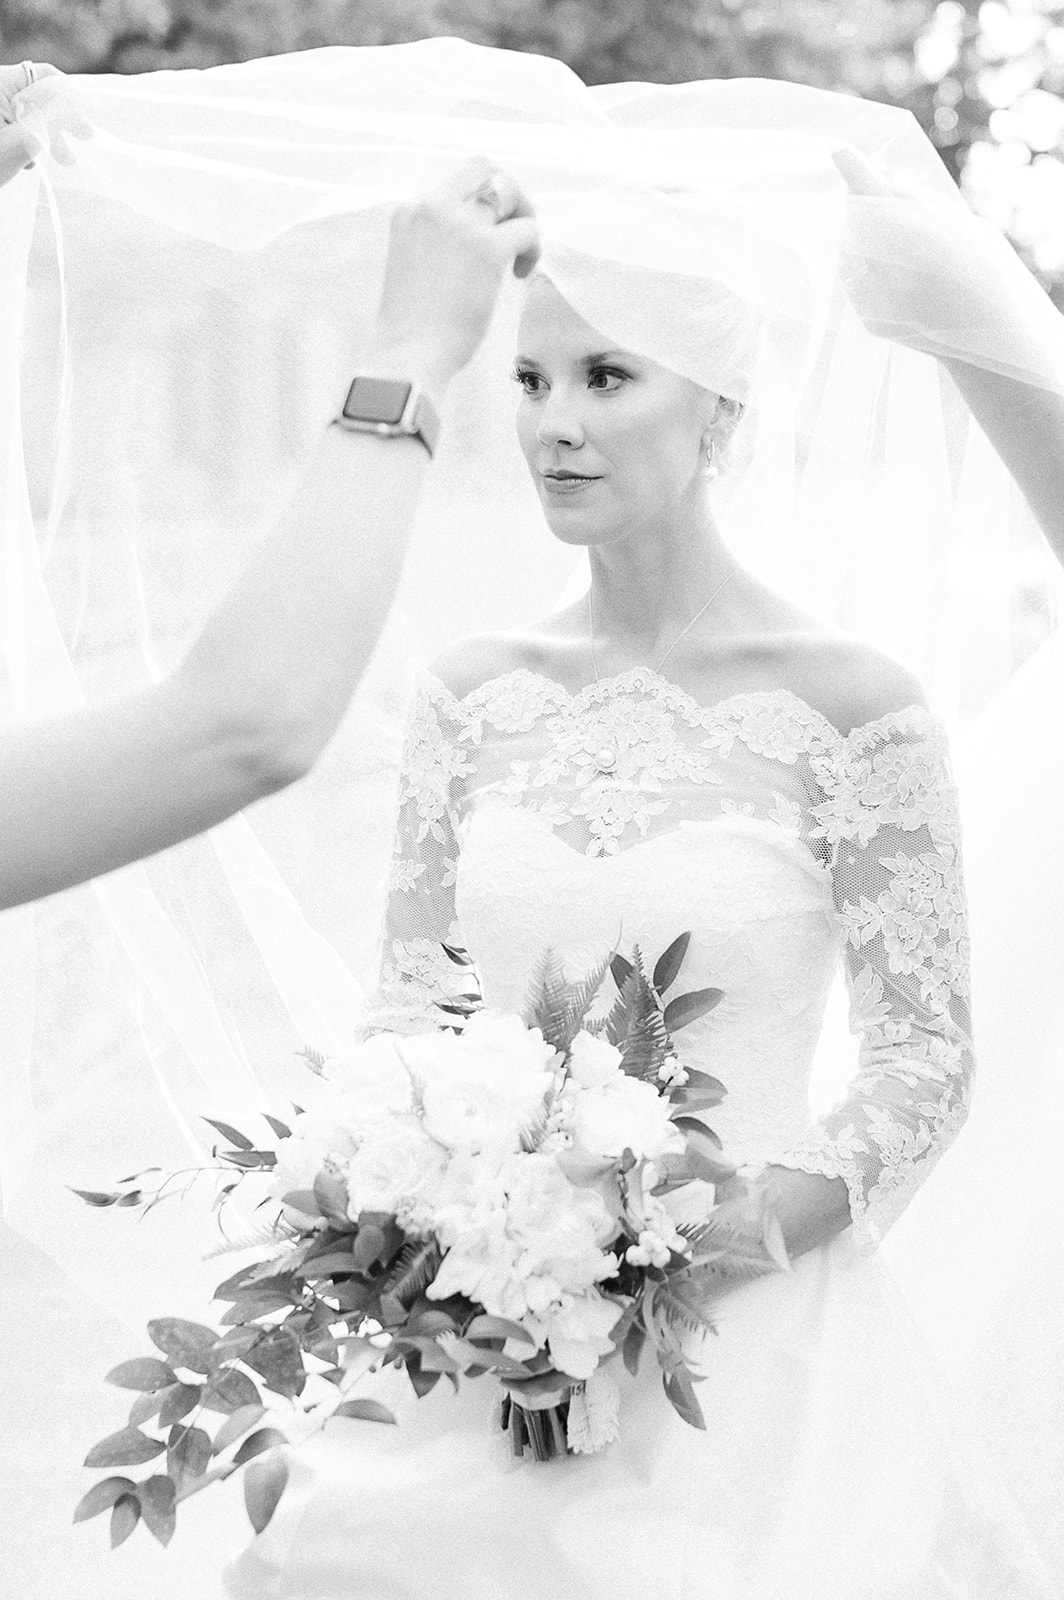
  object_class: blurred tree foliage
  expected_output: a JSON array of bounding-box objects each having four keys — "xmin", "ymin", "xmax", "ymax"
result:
[{"xmin": 4, "ymin": 0, "xmax": 1064, "ymax": 286}]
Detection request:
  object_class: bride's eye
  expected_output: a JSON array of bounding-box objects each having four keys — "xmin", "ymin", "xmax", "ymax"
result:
[
  {"xmin": 511, "ymin": 366, "xmax": 545, "ymax": 395},
  {"xmin": 587, "ymin": 366, "xmax": 628, "ymax": 392}
]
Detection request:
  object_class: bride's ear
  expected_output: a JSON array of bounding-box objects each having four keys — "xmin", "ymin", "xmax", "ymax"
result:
[{"xmin": 701, "ymin": 393, "xmax": 745, "ymax": 478}]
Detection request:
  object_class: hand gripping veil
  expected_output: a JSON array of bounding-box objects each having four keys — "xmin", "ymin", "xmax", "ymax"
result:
[{"xmin": 1, "ymin": 38, "xmax": 1063, "ymax": 1588}]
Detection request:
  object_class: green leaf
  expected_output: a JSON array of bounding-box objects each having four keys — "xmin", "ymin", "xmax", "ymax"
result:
[
  {"xmin": 663, "ymin": 1365, "xmax": 707, "ymax": 1431},
  {"xmin": 202, "ymin": 1368, "xmax": 261, "ymax": 1413},
  {"xmin": 222, "ymin": 1149, "xmax": 277, "ymax": 1171},
  {"xmin": 673, "ymin": 1115, "xmax": 727, "ymax": 1154},
  {"xmin": 441, "ymin": 941, "xmax": 474, "ymax": 967},
  {"xmin": 211, "ymin": 1403, "xmax": 267, "ymax": 1456},
  {"xmin": 463, "ymin": 1315, "xmax": 537, "ymax": 1347},
  {"xmin": 105, "ymin": 1357, "xmax": 176, "ymax": 1392},
  {"xmin": 244, "ymin": 1454, "xmax": 289, "ymax": 1534},
  {"xmin": 412, "ymin": 1341, "xmax": 461, "ymax": 1374},
  {"xmin": 220, "ymin": 1293, "xmax": 296, "ymax": 1324},
  {"xmin": 73, "ymin": 1476, "xmax": 135, "ymax": 1523},
  {"xmin": 110, "ymin": 1494, "xmax": 141, "ymax": 1548},
  {"xmin": 663, "ymin": 988, "xmax": 723, "ymax": 1033},
  {"xmin": 242, "ymin": 1328, "xmax": 306, "ymax": 1400},
  {"xmin": 138, "ymin": 1475, "xmax": 177, "ymax": 1546},
  {"xmin": 407, "ymin": 1359, "xmax": 441, "ymax": 1398},
  {"xmin": 404, "ymin": 1308, "xmax": 457, "ymax": 1340},
  {"xmin": 128, "ymin": 1388, "xmax": 166, "ymax": 1427},
  {"xmin": 652, "ymin": 932, "xmax": 691, "ymax": 995},
  {"xmin": 609, "ymin": 952, "xmax": 634, "ymax": 991},
  {"xmin": 210, "ymin": 1326, "xmax": 263, "ymax": 1361},
  {"xmin": 293, "ymin": 1252, "xmax": 356, "ymax": 1280},
  {"xmin": 202, "ymin": 1117, "xmax": 254, "ymax": 1151},
  {"xmin": 350, "ymin": 1223, "xmax": 387, "ymax": 1271},
  {"xmin": 276, "ymin": 1189, "xmax": 323, "ymax": 1222},
  {"xmin": 69, "ymin": 1187, "xmax": 125, "ymax": 1208},
  {"xmin": 157, "ymin": 1382, "xmax": 203, "ymax": 1426},
  {"xmin": 84, "ymin": 1428, "xmax": 167, "ymax": 1469},
  {"xmin": 332, "ymin": 1398, "xmax": 396, "ymax": 1425},
  {"xmin": 302, "ymin": 1325, "xmax": 340, "ymax": 1365},
  {"xmin": 167, "ymin": 1423, "xmax": 212, "ymax": 1485},
  {"xmin": 148, "ymin": 1318, "xmax": 219, "ymax": 1375},
  {"xmin": 262, "ymin": 1114, "xmax": 292, "ymax": 1141},
  {"xmin": 622, "ymin": 1318, "xmax": 646, "ymax": 1378},
  {"xmin": 233, "ymin": 1428, "xmax": 288, "ymax": 1466},
  {"xmin": 313, "ymin": 1169, "xmax": 352, "ymax": 1227}
]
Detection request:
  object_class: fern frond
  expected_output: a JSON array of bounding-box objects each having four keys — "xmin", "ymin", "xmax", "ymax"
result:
[
  {"xmin": 675, "ymin": 1254, "xmax": 780, "ymax": 1296},
  {"xmin": 522, "ymin": 949, "xmax": 568, "ymax": 1041},
  {"xmin": 617, "ymin": 950, "xmax": 673, "ymax": 1079},
  {"xmin": 380, "ymin": 1238, "xmax": 443, "ymax": 1309},
  {"xmin": 653, "ymin": 1281, "xmax": 720, "ymax": 1340},
  {"xmin": 203, "ymin": 1213, "xmax": 293, "ymax": 1258},
  {"xmin": 554, "ymin": 954, "xmax": 611, "ymax": 1052}
]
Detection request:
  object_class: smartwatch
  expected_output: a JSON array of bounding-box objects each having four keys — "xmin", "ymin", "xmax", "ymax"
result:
[{"xmin": 333, "ymin": 376, "xmax": 441, "ymax": 458}]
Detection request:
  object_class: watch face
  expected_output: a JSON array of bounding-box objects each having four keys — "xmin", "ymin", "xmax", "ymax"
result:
[{"xmin": 342, "ymin": 377, "xmax": 412, "ymax": 425}]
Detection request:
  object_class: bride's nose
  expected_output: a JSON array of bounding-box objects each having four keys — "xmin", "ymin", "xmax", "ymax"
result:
[{"xmin": 535, "ymin": 388, "xmax": 586, "ymax": 449}]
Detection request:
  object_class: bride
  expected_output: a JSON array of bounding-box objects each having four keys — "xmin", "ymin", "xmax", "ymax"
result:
[
  {"xmin": 226, "ymin": 196, "xmax": 1056, "ymax": 1600},
  {"xmin": 5, "ymin": 39, "xmax": 1064, "ymax": 1600}
]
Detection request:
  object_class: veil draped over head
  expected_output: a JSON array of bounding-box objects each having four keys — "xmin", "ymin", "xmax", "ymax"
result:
[{"xmin": 2, "ymin": 38, "xmax": 1064, "ymax": 1592}]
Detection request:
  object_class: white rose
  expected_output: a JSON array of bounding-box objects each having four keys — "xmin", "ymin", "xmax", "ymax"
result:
[
  {"xmin": 343, "ymin": 1120, "xmax": 448, "ymax": 1219},
  {"xmin": 571, "ymin": 1073, "xmax": 685, "ymax": 1163},
  {"xmin": 406, "ymin": 1011, "xmax": 556, "ymax": 1153},
  {"xmin": 567, "ymin": 1031, "xmax": 623, "ymax": 1089}
]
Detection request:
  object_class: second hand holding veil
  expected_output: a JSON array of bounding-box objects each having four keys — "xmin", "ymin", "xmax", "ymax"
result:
[{"xmin": 2, "ymin": 37, "xmax": 1063, "ymax": 1593}]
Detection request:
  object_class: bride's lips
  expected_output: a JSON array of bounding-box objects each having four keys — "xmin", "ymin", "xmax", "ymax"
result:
[{"xmin": 540, "ymin": 470, "xmax": 603, "ymax": 497}]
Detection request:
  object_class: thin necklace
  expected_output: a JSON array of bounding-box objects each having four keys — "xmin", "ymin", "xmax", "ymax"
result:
[{"xmin": 587, "ymin": 570, "xmax": 736, "ymax": 684}]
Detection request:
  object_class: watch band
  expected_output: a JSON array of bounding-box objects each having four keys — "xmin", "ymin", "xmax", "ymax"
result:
[{"xmin": 333, "ymin": 376, "xmax": 440, "ymax": 458}]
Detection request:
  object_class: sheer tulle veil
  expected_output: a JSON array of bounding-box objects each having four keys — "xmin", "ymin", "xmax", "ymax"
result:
[{"xmin": 2, "ymin": 37, "xmax": 1063, "ymax": 1587}]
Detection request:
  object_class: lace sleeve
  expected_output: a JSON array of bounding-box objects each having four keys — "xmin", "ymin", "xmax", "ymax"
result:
[
  {"xmin": 773, "ymin": 711, "xmax": 974, "ymax": 1254},
  {"xmin": 359, "ymin": 673, "xmax": 475, "ymax": 1037}
]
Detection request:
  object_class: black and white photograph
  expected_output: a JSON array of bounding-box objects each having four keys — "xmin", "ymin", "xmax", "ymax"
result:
[{"xmin": 1, "ymin": 3, "xmax": 1063, "ymax": 1597}]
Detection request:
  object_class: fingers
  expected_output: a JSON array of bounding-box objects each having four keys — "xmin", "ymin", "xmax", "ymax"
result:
[
  {"xmin": 0, "ymin": 122, "xmax": 42, "ymax": 187},
  {"xmin": 832, "ymin": 146, "xmax": 894, "ymax": 199},
  {"xmin": 493, "ymin": 215, "xmax": 541, "ymax": 280}
]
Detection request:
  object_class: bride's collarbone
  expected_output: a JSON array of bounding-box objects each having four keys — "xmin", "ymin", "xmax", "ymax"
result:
[{"xmin": 429, "ymin": 625, "xmax": 924, "ymax": 736}]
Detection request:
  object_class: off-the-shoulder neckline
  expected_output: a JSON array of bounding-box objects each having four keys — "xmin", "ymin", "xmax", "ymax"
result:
[{"xmin": 421, "ymin": 665, "xmax": 939, "ymax": 748}]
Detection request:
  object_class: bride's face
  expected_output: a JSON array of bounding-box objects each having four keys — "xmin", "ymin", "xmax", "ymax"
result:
[{"xmin": 513, "ymin": 276, "xmax": 712, "ymax": 547}]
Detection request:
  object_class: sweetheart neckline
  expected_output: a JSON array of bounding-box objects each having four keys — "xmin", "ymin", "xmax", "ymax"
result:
[{"xmin": 459, "ymin": 798, "xmax": 834, "ymax": 889}]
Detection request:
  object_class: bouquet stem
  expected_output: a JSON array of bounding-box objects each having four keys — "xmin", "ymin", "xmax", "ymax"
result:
[{"xmin": 499, "ymin": 1393, "xmax": 572, "ymax": 1461}]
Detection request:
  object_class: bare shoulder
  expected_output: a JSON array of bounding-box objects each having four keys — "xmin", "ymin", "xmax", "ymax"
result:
[
  {"xmin": 782, "ymin": 631, "xmax": 929, "ymax": 737},
  {"xmin": 428, "ymin": 632, "xmax": 538, "ymax": 702}
]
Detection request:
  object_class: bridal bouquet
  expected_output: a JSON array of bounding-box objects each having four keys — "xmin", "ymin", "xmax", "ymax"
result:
[{"xmin": 74, "ymin": 935, "xmax": 788, "ymax": 1547}]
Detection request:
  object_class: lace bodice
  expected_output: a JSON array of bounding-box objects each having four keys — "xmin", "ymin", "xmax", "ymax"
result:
[{"xmin": 364, "ymin": 666, "xmax": 973, "ymax": 1254}]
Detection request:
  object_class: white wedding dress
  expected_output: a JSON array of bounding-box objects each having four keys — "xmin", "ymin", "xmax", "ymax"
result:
[{"xmin": 225, "ymin": 665, "xmax": 1056, "ymax": 1600}]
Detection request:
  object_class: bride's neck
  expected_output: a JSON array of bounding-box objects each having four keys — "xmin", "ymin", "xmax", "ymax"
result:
[{"xmin": 586, "ymin": 507, "xmax": 739, "ymax": 658}]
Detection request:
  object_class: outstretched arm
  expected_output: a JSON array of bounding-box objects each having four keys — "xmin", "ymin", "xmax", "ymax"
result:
[
  {"xmin": 938, "ymin": 359, "xmax": 1064, "ymax": 567},
  {"xmin": 0, "ymin": 153, "xmax": 538, "ymax": 910},
  {"xmin": 834, "ymin": 145, "xmax": 1064, "ymax": 568}
]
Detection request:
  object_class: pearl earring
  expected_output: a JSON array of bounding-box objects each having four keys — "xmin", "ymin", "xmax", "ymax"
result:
[{"xmin": 704, "ymin": 436, "xmax": 719, "ymax": 480}]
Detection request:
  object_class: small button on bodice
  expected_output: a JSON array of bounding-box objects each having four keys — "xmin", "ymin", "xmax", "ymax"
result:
[{"xmin": 594, "ymin": 747, "xmax": 618, "ymax": 774}]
